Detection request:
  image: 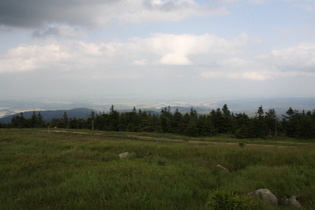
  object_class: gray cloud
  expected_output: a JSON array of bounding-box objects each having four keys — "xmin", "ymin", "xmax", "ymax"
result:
[
  {"xmin": 143, "ymin": 0, "xmax": 194, "ymax": 12},
  {"xmin": 32, "ymin": 25, "xmax": 83, "ymax": 38},
  {"xmin": 0, "ymin": 0, "xmax": 118, "ymax": 28},
  {"xmin": 0, "ymin": 0, "xmax": 224, "ymax": 30},
  {"xmin": 33, "ymin": 26, "xmax": 59, "ymax": 37}
]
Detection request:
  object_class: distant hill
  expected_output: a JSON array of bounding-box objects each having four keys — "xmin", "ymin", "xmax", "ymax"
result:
[
  {"xmin": 0, "ymin": 108, "xmax": 95, "ymax": 124},
  {"xmin": 0, "ymin": 106, "xmax": 212, "ymax": 124},
  {"xmin": 169, "ymin": 106, "xmax": 211, "ymax": 114},
  {"xmin": 117, "ymin": 106, "xmax": 211, "ymax": 114},
  {"xmin": 2, "ymin": 97, "xmax": 314, "ymax": 124}
]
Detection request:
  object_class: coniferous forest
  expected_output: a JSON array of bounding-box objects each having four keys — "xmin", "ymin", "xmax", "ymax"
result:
[{"xmin": 2, "ymin": 104, "xmax": 315, "ymax": 140}]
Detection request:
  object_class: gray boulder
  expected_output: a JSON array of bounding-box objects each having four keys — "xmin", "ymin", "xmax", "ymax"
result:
[
  {"xmin": 284, "ymin": 196, "xmax": 303, "ymax": 209},
  {"xmin": 248, "ymin": 189, "xmax": 278, "ymax": 206},
  {"xmin": 118, "ymin": 152, "xmax": 130, "ymax": 159}
]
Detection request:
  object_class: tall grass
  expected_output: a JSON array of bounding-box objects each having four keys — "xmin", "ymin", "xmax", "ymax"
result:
[{"xmin": 0, "ymin": 129, "xmax": 314, "ymax": 209}]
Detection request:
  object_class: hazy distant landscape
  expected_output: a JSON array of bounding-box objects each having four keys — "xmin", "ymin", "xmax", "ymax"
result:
[{"xmin": 1, "ymin": 97, "xmax": 315, "ymax": 120}]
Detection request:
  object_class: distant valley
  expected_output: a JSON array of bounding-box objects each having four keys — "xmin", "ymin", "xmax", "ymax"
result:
[{"xmin": 1, "ymin": 97, "xmax": 315, "ymax": 123}]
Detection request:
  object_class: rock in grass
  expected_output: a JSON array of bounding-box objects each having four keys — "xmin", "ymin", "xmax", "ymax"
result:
[
  {"xmin": 118, "ymin": 152, "xmax": 130, "ymax": 159},
  {"xmin": 216, "ymin": 164, "xmax": 230, "ymax": 172},
  {"xmin": 284, "ymin": 196, "xmax": 303, "ymax": 209},
  {"xmin": 248, "ymin": 189, "xmax": 278, "ymax": 206}
]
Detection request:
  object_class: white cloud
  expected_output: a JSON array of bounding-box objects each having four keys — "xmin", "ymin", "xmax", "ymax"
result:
[
  {"xmin": 0, "ymin": 41, "xmax": 105, "ymax": 73},
  {"xmin": 212, "ymin": 0, "xmax": 266, "ymax": 5},
  {"xmin": 273, "ymin": 70, "xmax": 315, "ymax": 78},
  {"xmin": 248, "ymin": 0, "xmax": 266, "ymax": 5},
  {"xmin": 0, "ymin": 43, "xmax": 69, "ymax": 72},
  {"xmin": 200, "ymin": 71, "xmax": 223, "ymax": 78},
  {"xmin": 200, "ymin": 41, "xmax": 315, "ymax": 81},
  {"xmin": 300, "ymin": 4, "xmax": 315, "ymax": 12},
  {"xmin": 261, "ymin": 43, "xmax": 315, "ymax": 71},
  {"xmin": 201, "ymin": 42, "xmax": 315, "ymax": 81},
  {"xmin": 200, "ymin": 69, "xmax": 315, "ymax": 81},
  {"xmin": 159, "ymin": 53, "xmax": 193, "ymax": 65},
  {"xmin": 0, "ymin": 33, "xmax": 247, "ymax": 73},
  {"xmin": 218, "ymin": 57, "xmax": 256, "ymax": 68},
  {"xmin": 5, "ymin": 33, "xmax": 315, "ymax": 83},
  {"xmin": 200, "ymin": 71, "xmax": 271, "ymax": 81},
  {"xmin": 145, "ymin": 33, "xmax": 246, "ymax": 65},
  {"xmin": 214, "ymin": 0, "xmax": 237, "ymax": 3},
  {"xmin": 199, "ymin": 56, "xmax": 274, "ymax": 81},
  {"xmin": 132, "ymin": 59, "xmax": 148, "ymax": 66},
  {"xmin": 282, "ymin": 0, "xmax": 315, "ymax": 11},
  {"xmin": 237, "ymin": 72, "xmax": 270, "ymax": 80}
]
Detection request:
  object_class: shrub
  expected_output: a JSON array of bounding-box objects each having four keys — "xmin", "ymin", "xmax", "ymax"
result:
[
  {"xmin": 206, "ymin": 189, "xmax": 254, "ymax": 210},
  {"xmin": 239, "ymin": 142, "xmax": 245, "ymax": 148}
]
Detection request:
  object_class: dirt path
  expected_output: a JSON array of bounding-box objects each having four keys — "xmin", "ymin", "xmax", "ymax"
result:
[
  {"xmin": 44, "ymin": 129, "xmax": 185, "ymax": 143},
  {"xmin": 43, "ymin": 129, "xmax": 315, "ymax": 148}
]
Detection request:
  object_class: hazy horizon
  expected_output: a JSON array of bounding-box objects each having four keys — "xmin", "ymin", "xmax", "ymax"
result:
[{"xmin": 1, "ymin": 96, "xmax": 315, "ymax": 119}]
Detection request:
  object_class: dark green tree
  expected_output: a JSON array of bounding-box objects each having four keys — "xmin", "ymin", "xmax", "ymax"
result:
[
  {"xmin": 265, "ymin": 109, "xmax": 278, "ymax": 136},
  {"xmin": 296, "ymin": 113, "xmax": 315, "ymax": 139},
  {"xmin": 282, "ymin": 107, "xmax": 299, "ymax": 137},
  {"xmin": 197, "ymin": 115, "xmax": 215, "ymax": 136},
  {"xmin": 108, "ymin": 105, "xmax": 119, "ymax": 131},
  {"xmin": 11, "ymin": 113, "xmax": 27, "ymax": 128},
  {"xmin": 184, "ymin": 108, "xmax": 199, "ymax": 136},
  {"xmin": 160, "ymin": 106, "xmax": 172, "ymax": 133},
  {"xmin": 222, "ymin": 104, "xmax": 232, "ymax": 133},
  {"xmin": 249, "ymin": 106, "xmax": 268, "ymax": 138},
  {"xmin": 62, "ymin": 112, "xmax": 69, "ymax": 129},
  {"xmin": 36, "ymin": 112, "xmax": 45, "ymax": 128},
  {"xmin": 171, "ymin": 109, "xmax": 183, "ymax": 133},
  {"xmin": 210, "ymin": 108, "xmax": 225, "ymax": 133},
  {"xmin": 233, "ymin": 113, "xmax": 250, "ymax": 139},
  {"xmin": 31, "ymin": 111, "xmax": 37, "ymax": 128}
]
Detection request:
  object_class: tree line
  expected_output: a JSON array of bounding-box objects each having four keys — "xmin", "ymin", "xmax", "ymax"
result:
[{"xmin": 1, "ymin": 104, "xmax": 315, "ymax": 139}]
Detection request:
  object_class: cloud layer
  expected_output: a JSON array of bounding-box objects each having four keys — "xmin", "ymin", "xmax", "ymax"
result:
[
  {"xmin": 1, "ymin": 0, "xmax": 315, "ymax": 100},
  {"xmin": 0, "ymin": 33, "xmax": 246, "ymax": 73},
  {"xmin": 1, "ymin": 33, "xmax": 315, "ymax": 81},
  {"xmin": 0, "ymin": 0, "xmax": 224, "ymax": 29}
]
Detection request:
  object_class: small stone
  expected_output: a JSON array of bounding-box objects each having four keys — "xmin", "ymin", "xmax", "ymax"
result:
[
  {"xmin": 118, "ymin": 152, "xmax": 130, "ymax": 159},
  {"xmin": 248, "ymin": 189, "xmax": 278, "ymax": 206},
  {"xmin": 284, "ymin": 196, "xmax": 303, "ymax": 209}
]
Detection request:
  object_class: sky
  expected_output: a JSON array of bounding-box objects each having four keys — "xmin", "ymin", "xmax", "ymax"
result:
[{"xmin": 1, "ymin": 0, "xmax": 315, "ymax": 102}]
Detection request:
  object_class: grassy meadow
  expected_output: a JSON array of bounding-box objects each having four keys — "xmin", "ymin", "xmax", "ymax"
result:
[{"xmin": 0, "ymin": 129, "xmax": 315, "ymax": 209}]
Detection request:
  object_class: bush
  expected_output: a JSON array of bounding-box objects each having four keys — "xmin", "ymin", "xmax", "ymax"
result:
[
  {"xmin": 239, "ymin": 142, "xmax": 245, "ymax": 148},
  {"xmin": 206, "ymin": 189, "xmax": 254, "ymax": 210}
]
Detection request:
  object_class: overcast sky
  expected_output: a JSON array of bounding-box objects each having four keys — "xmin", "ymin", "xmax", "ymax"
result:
[{"xmin": 1, "ymin": 0, "xmax": 315, "ymax": 102}]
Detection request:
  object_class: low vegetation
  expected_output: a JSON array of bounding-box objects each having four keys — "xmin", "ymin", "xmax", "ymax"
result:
[{"xmin": 1, "ymin": 129, "xmax": 315, "ymax": 209}]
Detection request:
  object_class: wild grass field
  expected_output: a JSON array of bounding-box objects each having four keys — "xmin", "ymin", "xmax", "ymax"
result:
[{"xmin": 0, "ymin": 129, "xmax": 315, "ymax": 209}]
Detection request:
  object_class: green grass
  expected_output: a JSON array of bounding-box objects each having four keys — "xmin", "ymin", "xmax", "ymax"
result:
[{"xmin": 0, "ymin": 129, "xmax": 315, "ymax": 209}]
